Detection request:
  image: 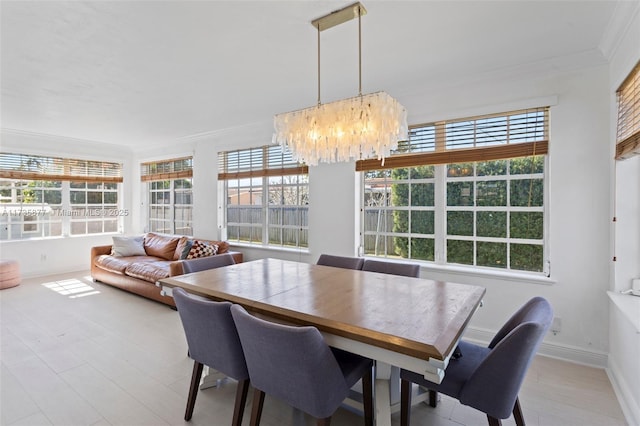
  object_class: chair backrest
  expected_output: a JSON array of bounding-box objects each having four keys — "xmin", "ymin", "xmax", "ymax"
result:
[
  {"xmin": 459, "ymin": 297, "xmax": 553, "ymax": 419},
  {"xmin": 182, "ymin": 253, "xmax": 235, "ymax": 274},
  {"xmin": 317, "ymin": 254, "xmax": 364, "ymax": 270},
  {"xmin": 173, "ymin": 288, "xmax": 248, "ymax": 381},
  {"xmin": 362, "ymin": 259, "xmax": 420, "ymax": 278},
  {"xmin": 230, "ymin": 304, "xmax": 351, "ymax": 419}
]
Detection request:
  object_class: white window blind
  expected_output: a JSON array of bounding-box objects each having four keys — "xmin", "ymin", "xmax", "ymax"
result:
[
  {"xmin": 141, "ymin": 157, "xmax": 193, "ymax": 182},
  {"xmin": 616, "ymin": 61, "xmax": 640, "ymax": 160},
  {"xmin": 0, "ymin": 153, "xmax": 122, "ymax": 182}
]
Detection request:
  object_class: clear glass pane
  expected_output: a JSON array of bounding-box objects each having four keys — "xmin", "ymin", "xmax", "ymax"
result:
[
  {"xmin": 477, "ymin": 212, "xmax": 506, "ymax": 238},
  {"xmin": 510, "ymin": 179, "xmax": 543, "ymax": 207},
  {"xmin": 511, "ymin": 243, "xmax": 543, "ymax": 272},
  {"xmin": 477, "ymin": 242, "xmax": 507, "ymax": 268},
  {"xmin": 447, "ymin": 240, "xmax": 474, "ymax": 265},
  {"xmin": 391, "ymin": 184, "xmax": 409, "ymax": 206},
  {"xmin": 411, "ymin": 237, "xmax": 434, "ymax": 261},
  {"xmin": 392, "ymin": 210, "xmax": 409, "ymax": 233},
  {"xmin": 411, "ymin": 210, "xmax": 434, "ymax": 234},
  {"xmin": 510, "ymin": 212, "xmax": 543, "ymax": 239},
  {"xmin": 477, "ymin": 160, "xmax": 507, "ymax": 176},
  {"xmin": 447, "ymin": 211, "xmax": 473, "ymax": 236},
  {"xmin": 410, "ymin": 183, "xmax": 434, "ymax": 206},
  {"xmin": 476, "ymin": 181, "xmax": 506, "ymax": 206},
  {"xmin": 447, "ymin": 182, "xmax": 474, "ymax": 206}
]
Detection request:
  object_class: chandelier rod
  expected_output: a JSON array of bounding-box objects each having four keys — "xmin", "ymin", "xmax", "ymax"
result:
[{"xmin": 358, "ymin": 4, "xmax": 362, "ymax": 96}]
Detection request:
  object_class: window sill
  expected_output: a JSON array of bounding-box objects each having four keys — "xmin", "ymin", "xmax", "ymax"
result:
[
  {"xmin": 416, "ymin": 262, "xmax": 555, "ymax": 285},
  {"xmin": 228, "ymin": 242, "xmax": 310, "ymax": 255},
  {"xmin": 607, "ymin": 291, "xmax": 640, "ymax": 333}
]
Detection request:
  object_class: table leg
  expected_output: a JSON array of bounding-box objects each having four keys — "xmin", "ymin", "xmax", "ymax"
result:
[
  {"xmin": 200, "ymin": 366, "xmax": 227, "ymax": 390},
  {"xmin": 374, "ymin": 361, "xmax": 393, "ymax": 426}
]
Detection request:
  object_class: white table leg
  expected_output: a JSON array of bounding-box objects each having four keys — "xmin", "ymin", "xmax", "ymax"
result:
[
  {"xmin": 374, "ymin": 361, "xmax": 392, "ymax": 426},
  {"xmin": 199, "ymin": 366, "xmax": 227, "ymax": 390}
]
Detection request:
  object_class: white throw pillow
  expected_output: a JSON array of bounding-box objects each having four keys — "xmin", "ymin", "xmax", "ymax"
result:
[{"xmin": 111, "ymin": 236, "xmax": 146, "ymax": 257}]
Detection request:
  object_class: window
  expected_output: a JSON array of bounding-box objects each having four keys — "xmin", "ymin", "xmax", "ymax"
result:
[
  {"xmin": 219, "ymin": 145, "xmax": 309, "ymax": 249},
  {"xmin": 616, "ymin": 60, "xmax": 640, "ymax": 160},
  {"xmin": 359, "ymin": 107, "xmax": 549, "ymax": 274},
  {"xmin": 0, "ymin": 153, "xmax": 123, "ymax": 240},
  {"xmin": 141, "ymin": 157, "xmax": 193, "ymax": 235}
]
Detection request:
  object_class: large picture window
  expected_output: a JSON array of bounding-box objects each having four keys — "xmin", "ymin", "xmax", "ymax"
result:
[
  {"xmin": 359, "ymin": 107, "xmax": 549, "ymax": 274},
  {"xmin": 141, "ymin": 157, "xmax": 193, "ymax": 235},
  {"xmin": 219, "ymin": 145, "xmax": 309, "ymax": 249},
  {"xmin": 0, "ymin": 153, "xmax": 123, "ymax": 240}
]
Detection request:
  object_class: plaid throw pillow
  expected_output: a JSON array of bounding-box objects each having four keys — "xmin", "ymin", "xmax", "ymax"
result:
[{"xmin": 186, "ymin": 240, "xmax": 218, "ymax": 259}]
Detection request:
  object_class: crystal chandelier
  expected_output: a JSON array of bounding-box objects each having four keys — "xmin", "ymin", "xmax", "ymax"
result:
[{"xmin": 273, "ymin": 2, "xmax": 408, "ymax": 166}]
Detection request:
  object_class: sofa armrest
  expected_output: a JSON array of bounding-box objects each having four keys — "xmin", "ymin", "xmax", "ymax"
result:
[
  {"xmin": 92, "ymin": 245, "xmax": 113, "ymax": 258},
  {"xmin": 169, "ymin": 261, "xmax": 184, "ymax": 277}
]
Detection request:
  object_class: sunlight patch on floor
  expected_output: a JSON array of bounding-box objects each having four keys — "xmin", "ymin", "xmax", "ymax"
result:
[{"xmin": 41, "ymin": 278, "xmax": 101, "ymax": 298}]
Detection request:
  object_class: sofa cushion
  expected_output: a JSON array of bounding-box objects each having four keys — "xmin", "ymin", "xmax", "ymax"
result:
[
  {"xmin": 94, "ymin": 255, "xmax": 134, "ymax": 274},
  {"xmin": 186, "ymin": 240, "xmax": 218, "ymax": 259},
  {"xmin": 95, "ymin": 255, "xmax": 163, "ymax": 274},
  {"xmin": 144, "ymin": 233, "xmax": 180, "ymax": 260},
  {"xmin": 124, "ymin": 261, "xmax": 172, "ymax": 283},
  {"xmin": 111, "ymin": 235, "xmax": 146, "ymax": 257}
]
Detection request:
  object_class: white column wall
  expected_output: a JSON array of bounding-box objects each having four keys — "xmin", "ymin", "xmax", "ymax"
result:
[{"xmin": 607, "ymin": 5, "xmax": 640, "ymax": 425}]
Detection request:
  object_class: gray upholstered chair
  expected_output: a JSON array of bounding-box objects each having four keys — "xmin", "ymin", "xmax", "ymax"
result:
[
  {"xmin": 361, "ymin": 259, "xmax": 420, "ymax": 277},
  {"xmin": 181, "ymin": 253, "xmax": 235, "ymax": 273},
  {"xmin": 230, "ymin": 304, "xmax": 374, "ymax": 426},
  {"xmin": 317, "ymin": 254, "xmax": 364, "ymax": 270},
  {"xmin": 173, "ymin": 288, "xmax": 249, "ymax": 425},
  {"xmin": 400, "ymin": 297, "xmax": 553, "ymax": 426}
]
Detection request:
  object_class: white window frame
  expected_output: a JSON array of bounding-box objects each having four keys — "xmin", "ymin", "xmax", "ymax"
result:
[
  {"xmin": 360, "ymin": 108, "xmax": 550, "ymax": 277},
  {"xmin": 0, "ymin": 153, "xmax": 123, "ymax": 240},
  {"xmin": 219, "ymin": 145, "xmax": 309, "ymax": 250},
  {"xmin": 141, "ymin": 157, "xmax": 194, "ymax": 236}
]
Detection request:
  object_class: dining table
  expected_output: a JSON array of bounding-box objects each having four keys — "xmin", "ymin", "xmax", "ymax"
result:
[{"xmin": 158, "ymin": 257, "xmax": 485, "ymax": 426}]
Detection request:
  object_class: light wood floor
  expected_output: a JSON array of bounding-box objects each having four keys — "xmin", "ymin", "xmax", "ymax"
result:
[{"xmin": 0, "ymin": 271, "xmax": 628, "ymax": 426}]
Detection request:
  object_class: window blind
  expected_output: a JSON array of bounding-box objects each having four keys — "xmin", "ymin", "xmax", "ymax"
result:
[
  {"xmin": 356, "ymin": 107, "xmax": 549, "ymax": 171},
  {"xmin": 0, "ymin": 153, "xmax": 123, "ymax": 183},
  {"xmin": 218, "ymin": 145, "xmax": 308, "ymax": 180},
  {"xmin": 616, "ymin": 61, "xmax": 640, "ymax": 160},
  {"xmin": 141, "ymin": 157, "xmax": 193, "ymax": 182}
]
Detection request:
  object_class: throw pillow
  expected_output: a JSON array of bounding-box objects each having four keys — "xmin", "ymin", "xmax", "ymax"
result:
[
  {"xmin": 179, "ymin": 239, "xmax": 194, "ymax": 259},
  {"xmin": 186, "ymin": 240, "xmax": 219, "ymax": 259},
  {"xmin": 111, "ymin": 236, "xmax": 146, "ymax": 257}
]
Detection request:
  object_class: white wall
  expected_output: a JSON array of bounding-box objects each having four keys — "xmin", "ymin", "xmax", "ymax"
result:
[{"xmin": 607, "ymin": 4, "xmax": 640, "ymax": 425}]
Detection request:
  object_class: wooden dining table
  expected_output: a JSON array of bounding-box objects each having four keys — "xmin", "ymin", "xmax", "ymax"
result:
[{"xmin": 158, "ymin": 257, "xmax": 485, "ymax": 426}]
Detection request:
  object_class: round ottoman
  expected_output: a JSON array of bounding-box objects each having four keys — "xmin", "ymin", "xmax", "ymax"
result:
[{"xmin": 0, "ymin": 260, "xmax": 21, "ymax": 289}]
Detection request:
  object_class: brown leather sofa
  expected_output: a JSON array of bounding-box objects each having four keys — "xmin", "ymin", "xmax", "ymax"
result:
[{"xmin": 91, "ymin": 233, "xmax": 242, "ymax": 307}]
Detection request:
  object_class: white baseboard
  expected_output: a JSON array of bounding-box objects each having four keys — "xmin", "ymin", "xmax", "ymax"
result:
[
  {"xmin": 464, "ymin": 327, "xmax": 609, "ymax": 367},
  {"xmin": 607, "ymin": 357, "xmax": 640, "ymax": 426}
]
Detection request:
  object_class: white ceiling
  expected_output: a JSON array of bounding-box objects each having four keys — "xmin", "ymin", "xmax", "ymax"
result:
[{"xmin": 0, "ymin": 1, "xmax": 631, "ymax": 150}]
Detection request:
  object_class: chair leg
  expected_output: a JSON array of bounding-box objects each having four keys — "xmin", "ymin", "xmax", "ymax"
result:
[
  {"xmin": 428, "ymin": 390, "xmax": 438, "ymax": 407},
  {"xmin": 361, "ymin": 365, "xmax": 374, "ymax": 426},
  {"xmin": 512, "ymin": 397, "xmax": 525, "ymax": 426},
  {"xmin": 487, "ymin": 415, "xmax": 502, "ymax": 426},
  {"xmin": 232, "ymin": 378, "xmax": 250, "ymax": 426},
  {"xmin": 184, "ymin": 361, "xmax": 204, "ymax": 421},
  {"xmin": 249, "ymin": 388, "xmax": 266, "ymax": 426},
  {"xmin": 317, "ymin": 417, "xmax": 331, "ymax": 426},
  {"xmin": 400, "ymin": 379, "xmax": 412, "ymax": 426}
]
